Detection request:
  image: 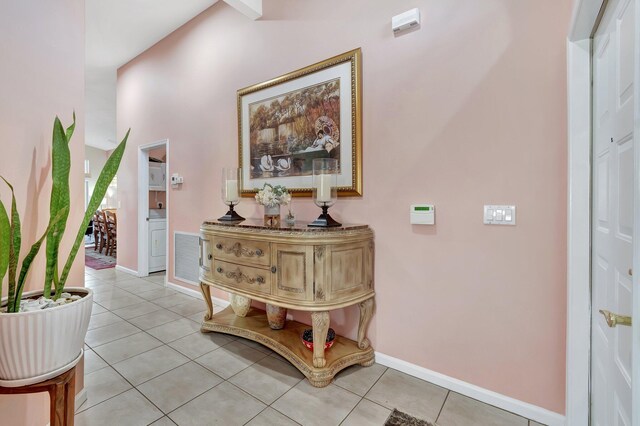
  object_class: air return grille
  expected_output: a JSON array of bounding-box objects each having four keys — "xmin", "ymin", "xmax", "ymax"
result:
[{"xmin": 174, "ymin": 232, "xmax": 200, "ymax": 285}]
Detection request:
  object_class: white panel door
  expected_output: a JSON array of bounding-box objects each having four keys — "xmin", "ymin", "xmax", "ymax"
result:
[
  {"xmin": 591, "ymin": 0, "xmax": 635, "ymax": 424},
  {"xmin": 149, "ymin": 219, "xmax": 166, "ymax": 273}
]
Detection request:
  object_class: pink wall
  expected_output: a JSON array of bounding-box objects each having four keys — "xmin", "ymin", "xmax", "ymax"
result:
[
  {"xmin": 0, "ymin": 0, "xmax": 85, "ymax": 423},
  {"xmin": 117, "ymin": 0, "xmax": 571, "ymax": 413}
]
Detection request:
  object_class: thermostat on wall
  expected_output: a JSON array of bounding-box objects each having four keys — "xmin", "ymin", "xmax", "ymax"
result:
[{"xmin": 410, "ymin": 204, "xmax": 435, "ymax": 225}]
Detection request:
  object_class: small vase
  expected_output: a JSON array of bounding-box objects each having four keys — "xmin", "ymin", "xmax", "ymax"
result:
[
  {"xmin": 285, "ymin": 212, "xmax": 296, "ymax": 227},
  {"xmin": 229, "ymin": 293, "xmax": 251, "ymax": 317},
  {"xmin": 266, "ymin": 303, "xmax": 287, "ymax": 330},
  {"xmin": 264, "ymin": 204, "xmax": 281, "ymax": 227}
]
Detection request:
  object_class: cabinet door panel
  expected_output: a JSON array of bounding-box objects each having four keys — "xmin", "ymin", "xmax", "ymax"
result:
[
  {"xmin": 327, "ymin": 241, "xmax": 372, "ymax": 300},
  {"xmin": 273, "ymin": 244, "xmax": 313, "ymax": 301}
]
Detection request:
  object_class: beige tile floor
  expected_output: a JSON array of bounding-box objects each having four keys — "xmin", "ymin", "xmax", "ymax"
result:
[{"xmin": 78, "ymin": 267, "xmax": 545, "ymax": 426}]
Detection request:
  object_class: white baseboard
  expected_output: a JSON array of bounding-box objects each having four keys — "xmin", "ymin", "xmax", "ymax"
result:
[
  {"xmin": 75, "ymin": 388, "xmax": 87, "ymax": 409},
  {"xmin": 115, "ymin": 265, "xmax": 138, "ymax": 277},
  {"xmin": 166, "ymin": 280, "xmax": 230, "ymax": 308},
  {"xmin": 374, "ymin": 352, "xmax": 565, "ymax": 426}
]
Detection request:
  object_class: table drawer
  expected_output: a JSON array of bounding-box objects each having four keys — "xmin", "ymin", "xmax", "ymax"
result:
[
  {"xmin": 213, "ymin": 260, "xmax": 271, "ymax": 295},
  {"xmin": 212, "ymin": 237, "xmax": 270, "ymax": 266}
]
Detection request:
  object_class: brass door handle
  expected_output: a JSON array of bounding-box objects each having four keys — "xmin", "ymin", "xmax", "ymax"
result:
[{"xmin": 599, "ymin": 309, "xmax": 632, "ymax": 327}]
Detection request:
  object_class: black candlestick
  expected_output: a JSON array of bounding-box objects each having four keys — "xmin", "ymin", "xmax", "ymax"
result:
[
  {"xmin": 218, "ymin": 202, "xmax": 245, "ymax": 222},
  {"xmin": 308, "ymin": 204, "xmax": 341, "ymax": 228}
]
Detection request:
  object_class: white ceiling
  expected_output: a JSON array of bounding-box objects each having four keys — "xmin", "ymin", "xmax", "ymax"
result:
[{"xmin": 85, "ymin": 0, "xmax": 261, "ymax": 150}]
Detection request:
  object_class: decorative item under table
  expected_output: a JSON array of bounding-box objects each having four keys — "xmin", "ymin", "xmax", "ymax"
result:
[
  {"xmin": 265, "ymin": 303, "xmax": 287, "ymax": 330},
  {"xmin": 198, "ymin": 219, "xmax": 375, "ymax": 387}
]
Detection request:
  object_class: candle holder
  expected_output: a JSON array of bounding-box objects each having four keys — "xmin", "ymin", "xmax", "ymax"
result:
[
  {"xmin": 308, "ymin": 158, "xmax": 341, "ymax": 228},
  {"xmin": 218, "ymin": 168, "xmax": 245, "ymax": 222}
]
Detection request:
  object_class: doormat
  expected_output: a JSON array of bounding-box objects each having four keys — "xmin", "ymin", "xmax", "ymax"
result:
[
  {"xmin": 384, "ymin": 409, "xmax": 434, "ymax": 426},
  {"xmin": 85, "ymin": 248, "xmax": 116, "ymax": 270}
]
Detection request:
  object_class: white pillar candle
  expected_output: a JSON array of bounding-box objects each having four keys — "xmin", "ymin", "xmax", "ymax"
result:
[
  {"xmin": 317, "ymin": 174, "xmax": 333, "ymax": 202},
  {"xmin": 225, "ymin": 179, "xmax": 239, "ymax": 202}
]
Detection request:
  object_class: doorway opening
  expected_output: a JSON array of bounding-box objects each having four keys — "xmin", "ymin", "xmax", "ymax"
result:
[{"xmin": 138, "ymin": 140, "xmax": 169, "ymax": 280}]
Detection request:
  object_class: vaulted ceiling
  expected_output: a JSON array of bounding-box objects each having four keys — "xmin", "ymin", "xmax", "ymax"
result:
[{"xmin": 85, "ymin": 0, "xmax": 261, "ymax": 150}]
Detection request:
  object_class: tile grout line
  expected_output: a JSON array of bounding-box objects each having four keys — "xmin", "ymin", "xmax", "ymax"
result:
[
  {"xmin": 162, "ymin": 379, "xmax": 226, "ymax": 419},
  {"xmin": 435, "ymin": 390, "xmax": 450, "ymax": 424},
  {"xmin": 83, "ymin": 280, "xmax": 180, "ymax": 417},
  {"xmin": 82, "ymin": 278, "xmax": 211, "ymax": 421},
  {"xmin": 155, "ymin": 336, "xmax": 271, "ymax": 420},
  {"xmin": 332, "ymin": 363, "xmax": 388, "ymax": 399},
  {"xmin": 110, "ymin": 297, "xmax": 241, "ymax": 394},
  {"xmin": 263, "ymin": 390, "xmax": 305, "ymax": 426},
  {"xmin": 241, "ymin": 406, "xmax": 272, "ymax": 426},
  {"xmin": 96, "ymin": 270, "xmax": 369, "ymax": 425},
  {"xmin": 77, "ymin": 348, "xmax": 133, "ymax": 414},
  {"xmin": 244, "ymin": 404, "xmax": 302, "ymax": 426},
  {"xmin": 337, "ymin": 395, "xmax": 365, "ymax": 425}
]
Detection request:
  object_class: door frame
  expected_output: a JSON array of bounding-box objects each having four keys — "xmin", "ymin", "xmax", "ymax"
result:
[
  {"xmin": 137, "ymin": 139, "xmax": 169, "ymax": 279},
  {"xmin": 567, "ymin": 0, "xmax": 640, "ymax": 424}
]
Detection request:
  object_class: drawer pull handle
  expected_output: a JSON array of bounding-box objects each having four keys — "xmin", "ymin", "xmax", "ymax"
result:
[
  {"xmin": 271, "ymin": 266, "xmax": 277, "ymax": 274},
  {"xmin": 217, "ymin": 242, "xmax": 265, "ymax": 258},
  {"xmin": 207, "ymin": 254, "xmax": 212, "ymax": 260},
  {"xmin": 256, "ymin": 276, "xmax": 265, "ymax": 284},
  {"xmin": 216, "ymin": 267, "xmax": 223, "ymax": 273}
]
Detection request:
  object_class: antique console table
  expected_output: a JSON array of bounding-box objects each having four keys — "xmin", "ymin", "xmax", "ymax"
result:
[{"xmin": 198, "ymin": 219, "xmax": 375, "ymax": 387}]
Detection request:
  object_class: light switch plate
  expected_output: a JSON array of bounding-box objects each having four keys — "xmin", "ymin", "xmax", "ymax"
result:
[{"xmin": 484, "ymin": 205, "xmax": 516, "ymax": 226}]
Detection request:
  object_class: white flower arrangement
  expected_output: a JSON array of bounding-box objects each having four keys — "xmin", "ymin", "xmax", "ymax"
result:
[{"xmin": 255, "ymin": 183, "xmax": 291, "ymax": 207}]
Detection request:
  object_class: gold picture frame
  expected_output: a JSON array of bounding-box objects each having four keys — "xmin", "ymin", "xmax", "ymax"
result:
[{"xmin": 237, "ymin": 48, "xmax": 362, "ymax": 197}]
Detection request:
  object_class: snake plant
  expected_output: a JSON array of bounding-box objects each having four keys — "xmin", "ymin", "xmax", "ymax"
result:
[{"xmin": 0, "ymin": 114, "xmax": 129, "ymax": 313}]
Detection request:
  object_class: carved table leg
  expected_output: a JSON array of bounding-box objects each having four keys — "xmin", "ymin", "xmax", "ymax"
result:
[
  {"xmin": 357, "ymin": 298, "xmax": 374, "ymax": 349},
  {"xmin": 230, "ymin": 293, "xmax": 251, "ymax": 317},
  {"xmin": 199, "ymin": 282, "xmax": 214, "ymax": 321},
  {"xmin": 311, "ymin": 311, "xmax": 330, "ymax": 368}
]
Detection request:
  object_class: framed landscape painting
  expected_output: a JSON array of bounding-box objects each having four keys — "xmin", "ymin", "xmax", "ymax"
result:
[{"xmin": 237, "ymin": 48, "xmax": 362, "ymax": 197}]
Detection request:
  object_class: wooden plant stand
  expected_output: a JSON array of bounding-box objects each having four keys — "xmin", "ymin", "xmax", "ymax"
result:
[{"xmin": 0, "ymin": 366, "xmax": 76, "ymax": 426}]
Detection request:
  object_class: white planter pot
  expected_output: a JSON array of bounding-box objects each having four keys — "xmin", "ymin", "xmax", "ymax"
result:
[{"xmin": 0, "ymin": 287, "xmax": 93, "ymax": 386}]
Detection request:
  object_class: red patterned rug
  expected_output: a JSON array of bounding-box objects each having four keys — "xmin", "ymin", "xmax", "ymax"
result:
[{"xmin": 85, "ymin": 248, "xmax": 116, "ymax": 270}]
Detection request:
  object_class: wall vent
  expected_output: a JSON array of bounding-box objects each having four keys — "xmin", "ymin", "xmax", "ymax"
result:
[{"xmin": 174, "ymin": 232, "xmax": 200, "ymax": 285}]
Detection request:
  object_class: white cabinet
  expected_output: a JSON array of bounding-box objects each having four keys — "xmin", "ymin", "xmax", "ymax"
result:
[
  {"xmin": 149, "ymin": 163, "xmax": 166, "ymax": 191},
  {"xmin": 148, "ymin": 219, "xmax": 166, "ymax": 272}
]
